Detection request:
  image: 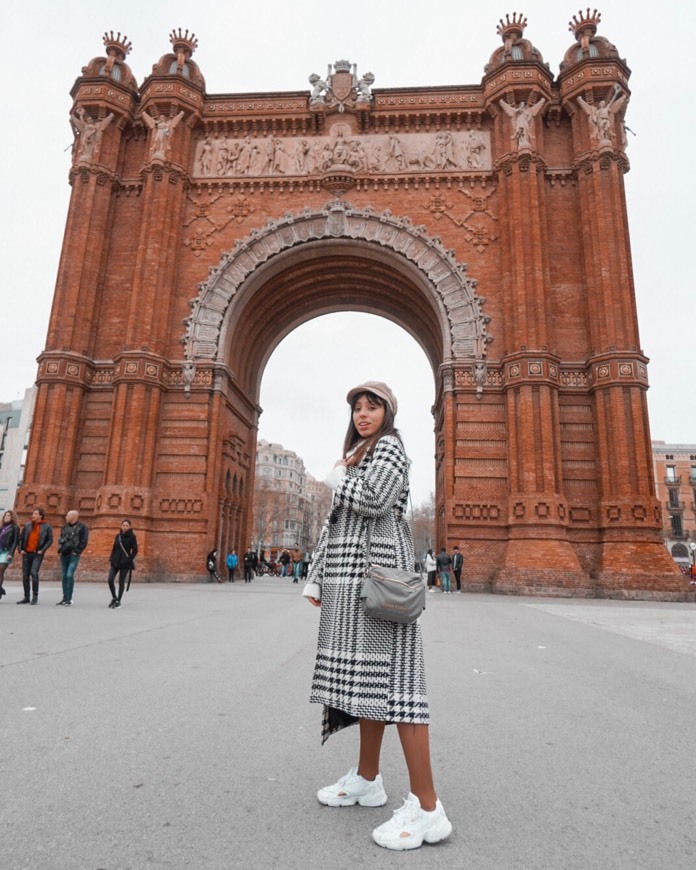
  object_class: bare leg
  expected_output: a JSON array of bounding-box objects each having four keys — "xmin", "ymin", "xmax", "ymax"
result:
[
  {"xmin": 357, "ymin": 718, "xmax": 386, "ymax": 781},
  {"xmin": 396, "ymin": 723, "xmax": 437, "ymax": 811}
]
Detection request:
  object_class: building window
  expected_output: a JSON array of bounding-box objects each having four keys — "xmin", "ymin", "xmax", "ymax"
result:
[
  {"xmin": 665, "ymin": 454, "xmax": 674, "ymax": 461},
  {"xmin": 666, "ymin": 466, "xmax": 677, "ymax": 482},
  {"xmin": 691, "ymin": 467, "xmax": 696, "ymax": 484},
  {"xmin": 670, "ymin": 514, "xmax": 684, "ymax": 537},
  {"xmin": 668, "ymin": 489, "xmax": 681, "ymax": 508}
]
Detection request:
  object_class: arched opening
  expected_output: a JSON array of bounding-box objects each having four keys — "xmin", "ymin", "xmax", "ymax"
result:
[
  {"xmin": 257, "ymin": 311, "xmax": 436, "ymax": 506},
  {"xmin": 189, "ymin": 202, "xmax": 490, "ymax": 565}
]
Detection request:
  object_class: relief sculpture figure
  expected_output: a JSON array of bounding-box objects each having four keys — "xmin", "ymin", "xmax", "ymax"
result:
[
  {"xmin": 498, "ymin": 97, "xmax": 546, "ymax": 150},
  {"xmin": 432, "ymin": 131, "xmax": 458, "ymax": 170},
  {"xmin": 464, "ymin": 130, "xmax": 486, "ymax": 169},
  {"xmin": 295, "ymin": 139, "xmax": 313, "ymax": 174},
  {"xmin": 199, "ymin": 137, "xmax": 214, "ymax": 175}
]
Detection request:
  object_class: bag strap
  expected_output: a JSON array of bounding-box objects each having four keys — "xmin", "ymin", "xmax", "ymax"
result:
[{"xmin": 118, "ymin": 534, "xmax": 130, "ymax": 560}]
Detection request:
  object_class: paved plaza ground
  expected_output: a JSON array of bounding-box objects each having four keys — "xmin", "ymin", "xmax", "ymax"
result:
[{"xmin": 1, "ymin": 577, "xmax": 695, "ymax": 870}]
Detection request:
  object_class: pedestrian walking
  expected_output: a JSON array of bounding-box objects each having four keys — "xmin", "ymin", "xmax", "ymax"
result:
[
  {"xmin": 226, "ymin": 549, "xmax": 238, "ymax": 582},
  {"xmin": 107, "ymin": 519, "xmax": 138, "ymax": 608},
  {"xmin": 303, "ymin": 380, "xmax": 451, "ymax": 850},
  {"xmin": 279, "ymin": 548, "xmax": 290, "ymax": 577},
  {"xmin": 18, "ymin": 507, "xmax": 53, "ymax": 605},
  {"xmin": 56, "ymin": 510, "xmax": 89, "ymax": 606},
  {"xmin": 243, "ymin": 548, "xmax": 255, "ymax": 583},
  {"xmin": 436, "ymin": 547, "xmax": 452, "ymax": 594},
  {"xmin": 0, "ymin": 510, "xmax": 20, "ymax": 600}
]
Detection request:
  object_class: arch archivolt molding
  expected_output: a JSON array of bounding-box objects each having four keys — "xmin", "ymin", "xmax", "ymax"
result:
[{"xmin": 183, "ymin": 199, "xmax": 492, "ymax": 366}]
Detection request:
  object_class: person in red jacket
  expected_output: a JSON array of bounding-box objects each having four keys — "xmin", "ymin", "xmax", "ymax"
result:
[{"xmin": 18, "ymin": 507, "xmax": 53, "ymax": 605}]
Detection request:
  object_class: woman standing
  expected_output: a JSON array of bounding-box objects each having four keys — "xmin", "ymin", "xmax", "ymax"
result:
[
  {"xmin": 107, "ymin": 519, "xmax": 138, "ymax": 608},
  {"xmin": 303, "ymin": 381, "xmax": 451, "ymax": 851},
  {"xmin": 425, "ymin": 548, "xmax": 437, "ymax": 591},
  {"xmin": 0, "ymin": 510, "xmax": 20, "ymax": 599}
]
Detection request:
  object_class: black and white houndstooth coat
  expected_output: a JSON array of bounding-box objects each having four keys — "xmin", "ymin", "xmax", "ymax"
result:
[{"xmin": 306, "ymin": 434, "xmax": 429, "ymax": 743}]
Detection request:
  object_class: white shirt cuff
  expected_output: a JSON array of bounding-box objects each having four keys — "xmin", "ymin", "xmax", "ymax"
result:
[{"xmin": 324, "ymin": 465, "xmax": 348, "ymax": 491}]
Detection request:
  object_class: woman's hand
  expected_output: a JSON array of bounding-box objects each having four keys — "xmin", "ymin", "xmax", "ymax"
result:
[{"xmin": 306, "ymin": 597, "xmax": 321, "ymax": 608}]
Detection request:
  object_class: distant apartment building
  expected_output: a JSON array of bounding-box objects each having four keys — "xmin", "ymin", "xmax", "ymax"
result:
[
  {"xmin": 652, "ymin": 441, "xmax": 696, "ymax": 569},
  {"xmin": 254, "ymin": 439, "xmax": 330, "ymax": 552},
  {"xmin": 0, "ymin": 388, "xmax": 36, "ymax": 515},
  {"xmin": 306, "ymin": 473, "xmax": 333, "ymax": 546}
]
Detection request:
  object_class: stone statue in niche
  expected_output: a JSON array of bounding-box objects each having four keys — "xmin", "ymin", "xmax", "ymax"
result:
[
  {"xmin": 142, "ymin": 110, "xmax": 185, "ymax": 161},
  {"xmin": 498, "ymin": 97, "xmax": 546, "ymax": 150},
  {"xmin": 577, "ymin": 86, "xmax": 627, "ymax": 147},
  {"xmin": 356, "ymin": 72, "xmax": 375, "ymax": 103},
  {"xmin": 71, "ymin": 108, "xmax": 114, "ymax": 163}
]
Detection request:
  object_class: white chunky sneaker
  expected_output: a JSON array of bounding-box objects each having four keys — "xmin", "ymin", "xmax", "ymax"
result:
[
  {"xmin": 372, "ymin": 792, "xmax": 452, "ymax": 850},
  {"xmin": 317, "ymin": 767, "xmax": 388, "ymax": 807}
]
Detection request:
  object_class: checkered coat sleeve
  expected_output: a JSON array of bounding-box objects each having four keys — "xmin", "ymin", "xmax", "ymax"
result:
[{"xmin": 305, "ymin": 435, "xmax": 429, "ymax": 743}]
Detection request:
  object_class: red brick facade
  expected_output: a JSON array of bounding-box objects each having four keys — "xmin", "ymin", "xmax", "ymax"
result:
[{"xmin": 18, "ymin": 18, "xmax": 692, "ymax": 597}]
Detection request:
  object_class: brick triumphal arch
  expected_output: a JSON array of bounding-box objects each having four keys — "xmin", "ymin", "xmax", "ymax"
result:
[{"xmin": 20, "ymin": 15, "xmax": 691, "ymax": 597}]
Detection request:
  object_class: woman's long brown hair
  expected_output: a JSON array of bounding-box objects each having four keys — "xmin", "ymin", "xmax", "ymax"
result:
[{"xmin": 342, "ymin": 390, "xmax": 403, "ymax": 466}]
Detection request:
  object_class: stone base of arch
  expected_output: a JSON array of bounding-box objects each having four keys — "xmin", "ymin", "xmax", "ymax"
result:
[
  {"xmin": 592, "ymin": 541, "xmax": 695, "ymax": 602},
  {"xmin": 491, "ymin": 537, "xmax": 595, "ymax": 598}
]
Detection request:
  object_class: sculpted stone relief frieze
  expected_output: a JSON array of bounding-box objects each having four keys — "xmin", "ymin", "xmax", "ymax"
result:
[{"xmin": 193, "ymin": 128, "xmax": 492, "ymax": 179}]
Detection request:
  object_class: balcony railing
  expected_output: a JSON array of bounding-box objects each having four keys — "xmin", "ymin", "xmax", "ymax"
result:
[
  {"xmin": 666, "ymin": 501, "xmax": 686, "ymax": 511},
  {"xmin": 664, "ymin": 475, "xmax": 682, "ymax": 486}
]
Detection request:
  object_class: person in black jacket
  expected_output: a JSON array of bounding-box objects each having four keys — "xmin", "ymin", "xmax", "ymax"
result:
[
  {"xmin": 56, "ymin": 510, "xmax": 89, "ymax": 606},
  {"xmin": 107, "ymin": 519, "xmax": 138, "ymax": 609},
  {"xmin": 18, "ymin": 507, "xmax": 53, "ymax": 605},
  {"xmin": 0, "ymin": 510, "xmax": 20, "ymax": 600},
  {"xmin": 451, "ymin": 545, "xmax": 464, "ymax": 593},
  {"xmin": 206, "ymin": 549, "xmax": 222, "ymax": 582}
]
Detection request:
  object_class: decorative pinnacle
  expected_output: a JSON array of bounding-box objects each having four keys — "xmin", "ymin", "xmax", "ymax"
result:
[
  {"xmin": 170, "ymin": 28, "xmax": 198, "ymax": 57},
  {"xmin": 496, "ymin": 12, "xmax": 528, "ymax": 43},
  {"xmin": 102, "ymin": 31, "xmax": 132, "ymax": 67},
  {"xmin": 569, "ymin": 8, "xmax": 601, "ymax": 41}
]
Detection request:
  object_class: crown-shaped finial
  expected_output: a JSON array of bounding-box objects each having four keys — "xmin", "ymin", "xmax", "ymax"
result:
[
  {"xmin": 569, "ymin": 8, "xmax": 601, "ymax": 41},
  {"xmin": 102, "ymin": 31, "xmax": 132, "ymax": 73},
  {"xmin": 170, "ymin": 28, "xmax": 198, "ymax": 56},
  {"xmin": 170, "ymin": 28, "xmax": 198, "ymax": 73},
  {"xmin": 496, "ymin": 12, "xmax": 528, "ymax": 42},
  {"xmin": 334, "ymin": 59, "xmax": 352, "ymax": 73}
]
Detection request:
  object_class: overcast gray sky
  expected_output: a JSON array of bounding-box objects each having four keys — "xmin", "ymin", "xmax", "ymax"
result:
[{"xmin": 2, "ymin": 1, "xmax": 693, "ymax": 505}]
